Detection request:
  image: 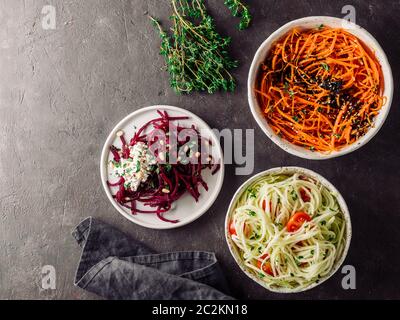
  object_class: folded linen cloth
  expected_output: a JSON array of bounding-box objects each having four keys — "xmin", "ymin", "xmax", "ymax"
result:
[{"xmin": 72, "ymin": 217, "xmax": 233, "ymax": 300}]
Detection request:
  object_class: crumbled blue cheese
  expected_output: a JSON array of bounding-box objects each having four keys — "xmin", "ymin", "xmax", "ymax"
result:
[{"xmin": 109, "ymin": 142, "xmax": 156, "ymax": 191}]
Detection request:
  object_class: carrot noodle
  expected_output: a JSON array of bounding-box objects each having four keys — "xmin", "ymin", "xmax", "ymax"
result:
[{"xmin": 256, "ymin": 26, "xmax": 385, "ymax": 152}]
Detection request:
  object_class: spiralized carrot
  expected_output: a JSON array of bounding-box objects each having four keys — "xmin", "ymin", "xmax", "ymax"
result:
[{"xmin": 256, "ymin": 26, "xmax": 385, "ymax": 152}]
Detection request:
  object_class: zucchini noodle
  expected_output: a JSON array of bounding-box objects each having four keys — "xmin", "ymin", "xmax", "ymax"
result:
[{"xmin": 229, "ymin": 172, "xmax": 346, "ymax": 290}]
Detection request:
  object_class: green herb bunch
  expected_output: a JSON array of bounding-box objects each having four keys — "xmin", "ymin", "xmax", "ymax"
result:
[
  {"xmin": 150, "ymin": 0, "xmax": 238, "ymax": 94},
  {"xmin": 224, "ymin": 0, "xmax": 252, "ymax": 30}
]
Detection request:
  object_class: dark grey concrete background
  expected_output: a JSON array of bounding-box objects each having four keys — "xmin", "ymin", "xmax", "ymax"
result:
[{"xmin": 0, "ymin": 0, "xmax": 399, "ymax": 300}]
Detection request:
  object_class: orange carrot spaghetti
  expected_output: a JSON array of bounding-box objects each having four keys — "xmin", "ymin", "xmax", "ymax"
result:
[{"xmin": 256, "ymin": 26, "xmax": 385, "ymax": 152}]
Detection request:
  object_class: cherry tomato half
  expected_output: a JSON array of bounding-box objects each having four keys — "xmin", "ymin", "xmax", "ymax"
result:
[
  {"xmin": 229, "ymin": 221, "xmax": 251, "ymax": 237},
  {"xmin": 262, "ymin": 200, "xmax": 272, "ymax": 212},
  {"xmin": 286, "ymin": 212, "xmax": 311, "ymax": 232},
  {"xmin": 243, "ymin": 224, "xmax": 251, "ymax": 237},
  {"xmin": 229, "ymin": 220, "xmax": 237, "ymax": 236},
  {"xmin": 256, "ymin": 260, "xmax": 274, "ymax": 276},
  {"xmin": 300, "ymin": 188, "xmax": 311, "ymax": 202},
  {"xmin": 260, "ymin": 253, "xmax": 269, "ymax": 260}
]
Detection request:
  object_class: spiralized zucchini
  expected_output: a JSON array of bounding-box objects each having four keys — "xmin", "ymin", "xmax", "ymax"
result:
[{"xmin": 229, "ymin": 172, "xmax": 346, "ymax": 291}]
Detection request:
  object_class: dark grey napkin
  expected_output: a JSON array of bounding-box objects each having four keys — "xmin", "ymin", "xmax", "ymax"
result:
[{"xmin": 72, "ymin": 217, "xmax": 233, "ymax": 300}]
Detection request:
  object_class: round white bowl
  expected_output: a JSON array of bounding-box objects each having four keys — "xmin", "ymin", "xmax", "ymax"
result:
[
  {"xmin": 225, "ymin": 167, "xmax": 352, "ymax": 293},
  {"xmin": 100, "ymin": 105, "xmax": 225, "ymax": 229},
  {"xmin": 248, "ymin": 16, "xmax": 394, "ymax": 160}
]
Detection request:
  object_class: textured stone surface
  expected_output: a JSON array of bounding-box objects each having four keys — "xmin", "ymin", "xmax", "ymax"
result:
[{"xmin": 0, "ymin": 0, "xmax": 399, "ymax": 299}]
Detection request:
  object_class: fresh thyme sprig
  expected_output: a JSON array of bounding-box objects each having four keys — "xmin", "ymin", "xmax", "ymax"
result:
[
  {"xmin": 224, "ymin": 0, "xmax": 252, "ymax": 30},
  {"xmin": 150, "ymin": 0, "xmax": 238, "ymax": 94}
]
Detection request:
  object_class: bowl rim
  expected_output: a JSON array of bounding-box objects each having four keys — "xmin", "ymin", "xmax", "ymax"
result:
[
  {"xmin": 248, "ymin": 16, "xmax": 394, "ymax": 160},
  {"xmin": 100, "ymin": 105, "xmax": 225, "ymax": 229},
  {"xmin": 224, "ymin": 166, "xmax": 352, "ymax": 293}
]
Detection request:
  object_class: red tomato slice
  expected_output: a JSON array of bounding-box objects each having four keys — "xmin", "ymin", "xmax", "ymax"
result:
[
  {"xmin": 243, "ymin": 223, "xmax": 251, "ymax": 237},
  {"xmin": 286, "ymin": 212, "xmax": 311, "ymax": 232},
  {"xmin": 229, "ymin": 221, "xmax": 251, "ymax": 237},
  {"xmin": 300, "ymin": 188, "xmax": 311, "ymax": 202},
  {"xmin": 229, "ymin": 220, "xmax": 237, "ymax": 236},
  {"xmin": 256, "ymin": 260, "xmax": 274, "ymax": 276},
  {"xmin": 260, "ymin": 253, "xmax": 269, "ymax": 260},
  {"xmin": 262, "ymin": 200, "xmax": 272, "ymax": 212}
]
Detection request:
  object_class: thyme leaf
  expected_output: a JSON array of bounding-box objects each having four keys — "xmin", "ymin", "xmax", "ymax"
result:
[
  {"xmin": 149, "ymin": 0, "xmax": 238, "ymax": 94},
  {"xmin": 224, "ymin": 0, "xmax": 252, "ymax": 30}
]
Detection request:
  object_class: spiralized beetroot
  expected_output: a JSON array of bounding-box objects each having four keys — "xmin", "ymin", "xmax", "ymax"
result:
[{"xmin": 107, "ymin": 110, "xmax": 220, "ymax": 223}]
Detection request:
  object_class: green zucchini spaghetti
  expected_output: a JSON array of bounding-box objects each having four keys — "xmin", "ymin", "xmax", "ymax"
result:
[{"xmin": 228, "ymin": 171, "xmax": 347, "ymax": 291}]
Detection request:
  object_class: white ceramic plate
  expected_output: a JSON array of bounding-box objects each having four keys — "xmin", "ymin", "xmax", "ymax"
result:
[
  {"xmin": 248, "ymin": 16, "xmax": 394, "ymax": 160},
  {"xmin": 225, "ymin": 167, "xmax": 352, "ymax": 293},
  {"xmin": 100, "ymin": 105, "xmax": 224, "ymax": 229}
]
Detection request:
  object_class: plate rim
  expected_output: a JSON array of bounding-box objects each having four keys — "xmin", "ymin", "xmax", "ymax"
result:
[{"xmin": 100, "ymin": 105, "xmax": 225, "ymax": 229}]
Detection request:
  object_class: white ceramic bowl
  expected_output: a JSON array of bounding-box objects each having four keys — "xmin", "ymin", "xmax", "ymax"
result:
[
  {"xmin": 225, "ymin": 167, "xmax": 352, "ymax": 293},
  {"xmin": 248, "ymin": 16, "xmax": 394, "ymax": 160},
  {"xmin": 100, "ymin": 105, "xmax": 224, "ymax": 229}
]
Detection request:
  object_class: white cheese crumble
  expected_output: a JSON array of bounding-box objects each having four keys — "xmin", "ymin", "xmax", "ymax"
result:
[{"xmin": 109, "ymin": 142, "xmax": 157, "ymax": 191}]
